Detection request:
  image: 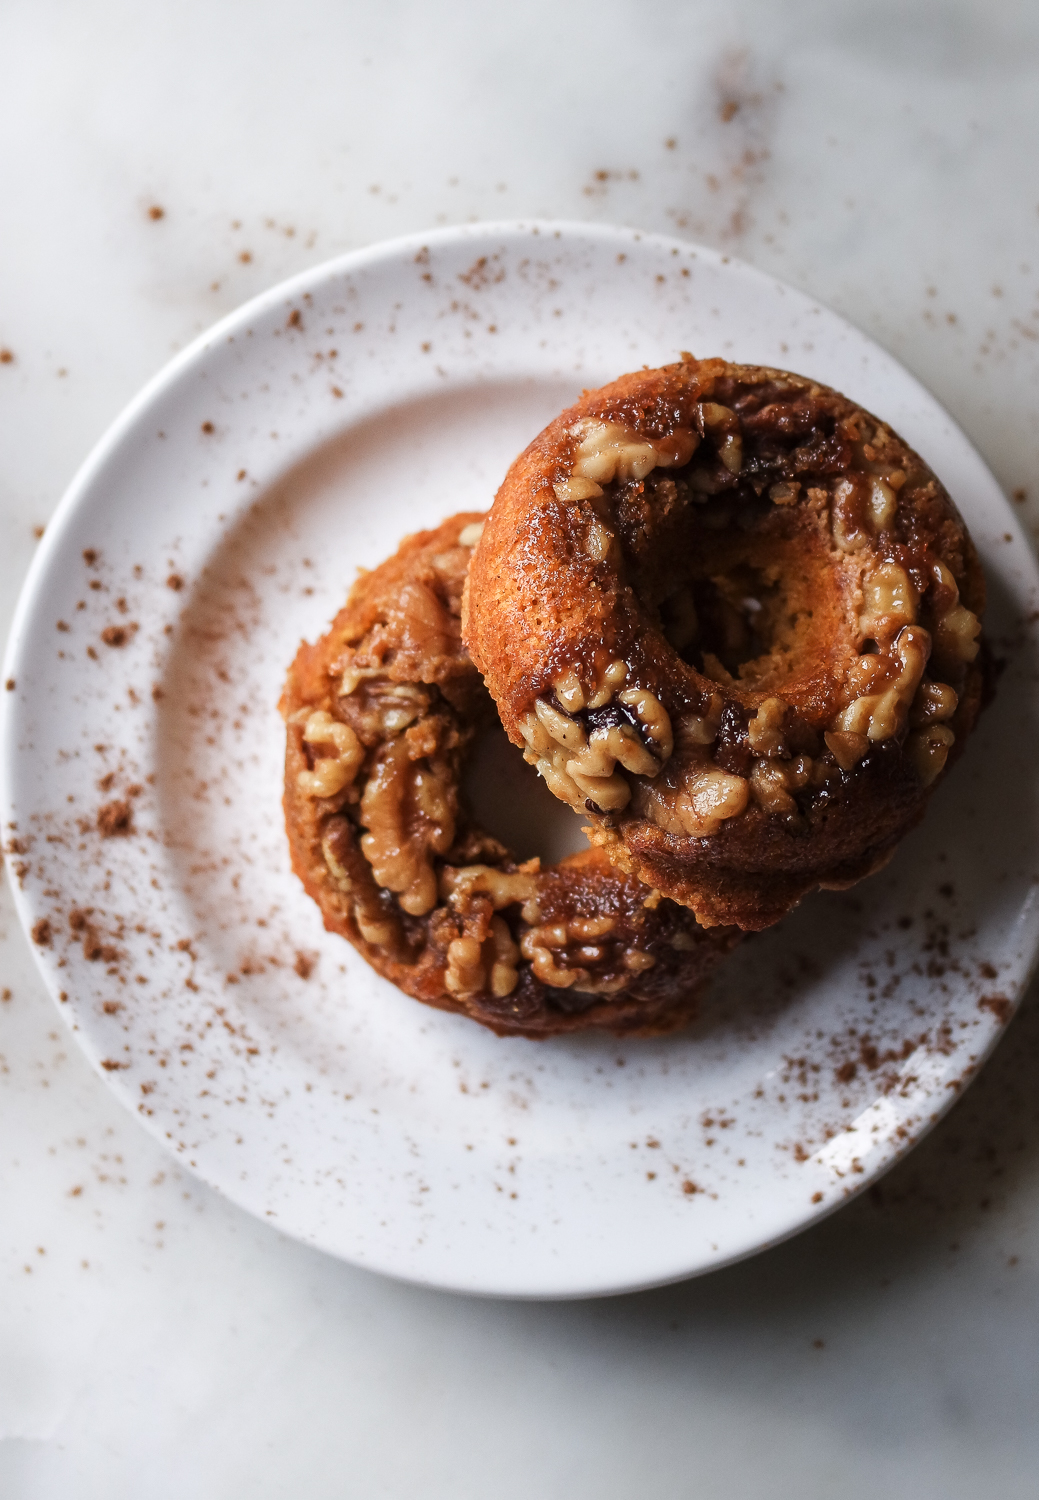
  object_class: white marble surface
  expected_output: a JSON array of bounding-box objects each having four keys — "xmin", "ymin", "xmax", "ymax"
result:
[{"xmin": 3, "ymin": 1, "xmax": 1039, "ymax": 1493}]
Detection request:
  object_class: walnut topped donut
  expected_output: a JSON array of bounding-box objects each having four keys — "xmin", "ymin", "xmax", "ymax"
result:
[
  {"xmin": 462, "ymin": 357, "xmax": 986, "ymax": 931},
  {"xmin": 281, "ymin": 512, "xmax": 739, "ymax": 1037}
]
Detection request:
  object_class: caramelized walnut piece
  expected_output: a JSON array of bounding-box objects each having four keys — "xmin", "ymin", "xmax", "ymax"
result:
[
  {"xmin": 359, "ymin": 739, "xmax": 454, "ymax": 915},
  {"xmin": 930, "ymin": 560, "xmax": 981, "ymax": 664},
  {"xmin": 517, "ymin": 662, "xmax": 675, "ymax": 815},
  {"xmin": 297, "ymin": 710, "xmax": 364, "ymax": 798},
  {"xmin": 832, "ymin": 625, "xmax": 931, "ymax": 742}
]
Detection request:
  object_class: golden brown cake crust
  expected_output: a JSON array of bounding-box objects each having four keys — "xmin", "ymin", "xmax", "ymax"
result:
[
  {"xmin": 462, "ymin": 358, "xmax": 986, "ymax": 931},
  {"xmin": 281, "ymin": 513, "xmax": 739, "ymax": 1038}
]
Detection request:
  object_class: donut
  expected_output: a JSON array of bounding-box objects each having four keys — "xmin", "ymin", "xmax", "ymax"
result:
[
  {"xmin": 462, "ymin": 357, "xmax": 986, "ymax": 931},
  {"xmin": 280, "ymin": 513, "xmax": 739, "ymax": 1038}
]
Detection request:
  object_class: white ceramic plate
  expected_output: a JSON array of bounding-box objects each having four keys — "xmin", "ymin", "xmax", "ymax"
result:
[{"xmin": 4, "ymin": 221, "xmax": 1039, "ymax": 1298}]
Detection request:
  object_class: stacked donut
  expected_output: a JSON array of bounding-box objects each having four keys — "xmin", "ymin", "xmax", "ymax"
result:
[
  {"xmin": 281, "ymin": 513, "xmax": 740, "ymax": 1037},
  {"xmin": 282, "ymin": 357, "xmax": 986, "ymax": 1036}
]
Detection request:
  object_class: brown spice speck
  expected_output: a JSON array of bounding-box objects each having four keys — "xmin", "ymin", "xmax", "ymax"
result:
[
  {"xmin": 147, "ymin": 205, "xmax": 165, "ymax": 221},
  {"xmin": 31, "ymin": 918, "xmax": 52, "ymax": 947},
  {"xmin": 5, "ymin": 679, "xmax": 14, "ymax": 691},
  {"xmin": 720, "ymin": 99, "xmax": 740, "ymax": 122},
  {"xmin": 83, "ymin": 928, "xmax": 119, "ymax": 962},
  {"xmin": 287, "ymin": 309, "xmax": 302, "ymax": 329},
  {"xmin": 294, "ymin": 952, "xmax": 315, "ymax": 979},
  {"xmin": 979, "ymin": 994, "xmax": 1013, "ymax": 1024},
  {"xmin": 811, "ymin": 1191, "xmax": 823, "ymax": 1204},
  {"xmin": 0, "ymin": 348, "xmax": 13, "ymax": 363},
  {"xmin": 100, "ymin": 623, "xmax": 137, "ymax": 647},
  {"xmin": 97, "ymin": 800, "xmax": 133, "ymax": 837},
  {"xmin": 166, "ymin": 574, "xmax": 184, "ymax": 591},
  {"xmin": 201, "ymin": 421, "xmax": 214, "ymax": 434},
  {"xmin": 681, "ymin": 1180, "xmax": 699, "ymax": 1195},
  {"xmin": 100, "ymin": 1059, "xmax": 128, "ymax": 1071}
]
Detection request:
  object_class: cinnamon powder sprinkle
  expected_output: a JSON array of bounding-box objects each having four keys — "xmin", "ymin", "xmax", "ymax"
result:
[
  {"xmin": 97, "ymin": 800, "xmax": 133, "ymax": 837},
  {"xmin": 101, "ymin": 623, "xmax": 137, "ymax": 647},
  {"xmin": 979, "ymin": 994, "xmax": 1013, "ymax": 1024}
]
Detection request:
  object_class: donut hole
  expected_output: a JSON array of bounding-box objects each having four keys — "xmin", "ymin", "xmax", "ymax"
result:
[
  {"xmin": 650, "ymin": 511, "xmax": 850, "ymax": 704},
  {"xmin": 679, "ymin": 571, "xmax": 778, "ymax": 679},
  {"xmin": 463, "ymin": 720, "xmax": 589, "ymax": 865}
]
